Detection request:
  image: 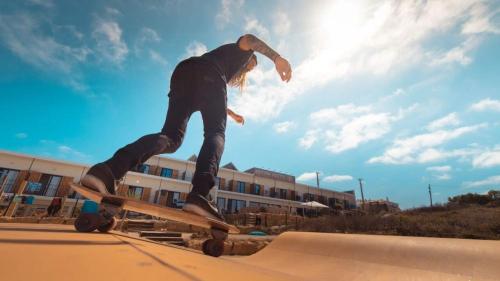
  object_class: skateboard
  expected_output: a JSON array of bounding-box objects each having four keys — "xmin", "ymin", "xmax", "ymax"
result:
[{"xmin": 70, "ymin": 183, "xmax": 238, "ymax": 257}]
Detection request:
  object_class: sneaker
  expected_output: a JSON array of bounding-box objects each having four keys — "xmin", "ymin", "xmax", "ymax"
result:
[
  {"xmin": 183, "ymin": 192, "xmax": 225, "ymax": 221},
  {"xmin": 81, "ymin": 163, "xmax": 116, "ymax": 195}
]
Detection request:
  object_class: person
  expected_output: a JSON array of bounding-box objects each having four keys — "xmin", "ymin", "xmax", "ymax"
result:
[
  {"xmin": 81, "ymin": 34, "xmax": 292, "ymax": 221},
  {"xmin": 46, "ymin": 197, "xmax": 62, "ymax": 217}
]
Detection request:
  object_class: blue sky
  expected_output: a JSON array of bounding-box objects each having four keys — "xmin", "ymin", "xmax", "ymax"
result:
[{"xmin": 1, "ymin": 0, "xmax": 499, "ymax": 208}]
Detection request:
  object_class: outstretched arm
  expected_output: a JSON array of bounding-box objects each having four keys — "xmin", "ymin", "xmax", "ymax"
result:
[
  {"xmin": 238, "ymin": 34, "xmax": 292, "ymax": 82},
  {"xmin": 239, "ymin": 34, "xmax": 280, "ymax": 62},
  {"xmin": 227, "ymin": 108, "xmax": 245, "ymax": 125}
]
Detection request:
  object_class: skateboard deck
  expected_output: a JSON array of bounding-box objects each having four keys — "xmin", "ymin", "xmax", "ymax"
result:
[{"xmin": 70, "ymin": 183, "xmax": 239, "ymax": 234}]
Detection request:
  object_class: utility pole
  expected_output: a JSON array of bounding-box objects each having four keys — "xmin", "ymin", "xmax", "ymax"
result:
[
  {"xmin": 358, "ymin": 178, "xmax": 365, "ymax": 210},
  {"xmin": 316, "ymin": 172, "xmax": 321, "ymax": 199},
  {"xmin": 315, "ymin": 172, "xmax": 320, "ymax": 216},
  {"xmin": 428, "ymin": 184, "xmax": 433, "ymax": 207}
]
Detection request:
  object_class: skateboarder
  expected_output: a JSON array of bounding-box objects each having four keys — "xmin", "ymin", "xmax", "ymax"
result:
[{"xmin": 80, "ymin": 34, "xmax": 292, "ymax": 221}]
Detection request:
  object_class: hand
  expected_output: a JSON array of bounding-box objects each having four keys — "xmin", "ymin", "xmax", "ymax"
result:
[
  {"xmin": 229, "ymin": 112, "xmax": 245, "ymax": 125},
  {"xmin": 274, "ymin": 56, "xmax": 292, "ymax": 82}
]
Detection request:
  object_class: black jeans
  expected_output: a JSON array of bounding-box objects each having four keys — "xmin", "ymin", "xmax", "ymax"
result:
[{"xmin": 104, "ymin": 59, "xmax": 227, "ymax": 197}]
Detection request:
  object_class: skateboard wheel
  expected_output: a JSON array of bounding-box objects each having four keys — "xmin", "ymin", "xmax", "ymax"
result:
[
  {"xmin": 210, "ymin": 228, "xmax": 228, "ymax": 241},
  {"xmin": 202, "ymin": 239, "xmax": 224, "ymax": 257},
  {"xmin": 74, "ymin": 213, "xmax": 100, "ymax": 232},
  {"xmin": 97, "ymin": 217, "xmax": 116, "ymax": 233}
]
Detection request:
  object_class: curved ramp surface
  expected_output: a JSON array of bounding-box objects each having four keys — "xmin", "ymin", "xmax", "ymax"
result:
[
  {"xmin": 240, "ymin": 232, "xmax": 500, "ymax": 281},
  {"xmin": 0, "ymin": 224, "xmax": 499, "ymax": 281}
]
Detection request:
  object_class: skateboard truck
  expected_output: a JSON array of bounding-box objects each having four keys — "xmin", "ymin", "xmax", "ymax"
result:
[
  {"xmin": 74, "ymin": 196, "xmax": 121, "ymax": 233},
  {"xmin": 202, "ymin": 227, "xmax": 228, "ymax": 257}
]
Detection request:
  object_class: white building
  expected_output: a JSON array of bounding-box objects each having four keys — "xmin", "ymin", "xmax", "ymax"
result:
[{"xmin": 0, "ymin": 150, "xmax": 356, "ymax": 215}]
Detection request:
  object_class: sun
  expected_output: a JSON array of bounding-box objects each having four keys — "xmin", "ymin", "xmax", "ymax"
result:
[{"xmin": 314, "ymin": 1, "xmax": 366, "ymax": 54}]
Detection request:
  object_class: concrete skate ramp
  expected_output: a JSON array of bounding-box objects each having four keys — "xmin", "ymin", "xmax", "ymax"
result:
[
  {"xmin": 0, "ymin": 224, "xmax": 499, "ymax": 281},
  {"xmin": 240, "ymin": 232, "xmax": 500, "ymax": 280}
]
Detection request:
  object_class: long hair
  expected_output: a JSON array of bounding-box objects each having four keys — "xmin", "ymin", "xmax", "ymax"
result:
[{"xmin": 228, "ymin": 54, "xmax": 257, "ymax": 92}]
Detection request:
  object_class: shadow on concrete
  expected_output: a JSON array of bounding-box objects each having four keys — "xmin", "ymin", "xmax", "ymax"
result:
[
  {"xmin": 113, "ymin": 235, "xmax": 203, "ymax": 281},
  {"xmin": 0, "ymin": 239, "xmax": 126, "ymax": 245}
]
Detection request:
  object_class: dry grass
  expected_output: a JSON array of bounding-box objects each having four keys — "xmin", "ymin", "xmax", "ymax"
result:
[{"xmin": 298, "ymin": 204, "xmax": 500, "ymax": 240}]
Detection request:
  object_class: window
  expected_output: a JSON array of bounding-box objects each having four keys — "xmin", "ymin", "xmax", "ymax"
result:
[
  {"xmin": 280, "ymin": 189, "xmax": 287, "ymax": 199},
  {"xmin": 138, "ymin": 164, "xmax": 150, "ymax": 174},
  {"xmin": 44, "ymin": 175, "xmax": 61, "ymax": 197},
  {"xmin": 215, "ymin": 177, "xmax": 221, "ymax": 189},
  {"xmin": 25, "ymin": 182, "xmax": 43, "ymax": 195},
  {"xmin": 182, "ymin": 171, "xmax": 193, "ymax": 181},
  {"xmin": 253, "ymin": 184, "xmax": 261, "ymax": 195},
  {"xmin": 235, "ymin": 200, "xmax": 246, "ymax": 212},
  {"xmin": 128, "ymin": 186, "xmax": 143, "ymax": 200},
  {"xmin": 249, "ymin": 201, "xmax": 260, "ymax": 207},
  {"xmin": 227, "ymin": 199, "xmax": 246, "ymax": 213},
  {"xmin": 303, "ymin": 193, "xmax": 313, "ymax": 202},
  {"xmin": 160, "ymin": 168, "xmax": 173, "ymax": 178},
  {"xmin": 237, "ymin": 181, "xmax": 245, "ymax": 193},
  {"xmin": 264, "ymin": 186, "xmax": 270, "ymax": 196},
  {"xmin": 0, "ymin": 168, "xmax": 19, "ymax": 193},
  {"xmin": 172, "ymin": 192, "xmax": 180, "ymax": 203},
  {"xmin": 24, "ymin": 174, "xmax": 61, "ymax": 197},
  {"xmin": 216, "ymin": 197, "xmax": 226, "ymax": 211}
]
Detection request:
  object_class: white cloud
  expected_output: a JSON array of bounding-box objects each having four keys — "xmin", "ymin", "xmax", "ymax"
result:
[
  {"xmin": 216, "ymin": 0, "xmax": 244, "ymax": 29},
  {"xmin": 0, "ymin": 14, "xmax": 91, "ymax": 90},
  {"xmin": 244, "ymin": 17, "xmax": 270, "ymax": 40},
  {"xmin": 427, "ymin": 165, "xmax": 452, "ymax": 172},
  {"xmin": 470, "ymin": 98, "xmax": 500, "ymax": 112},
  {"xmin": 368, "ymin": 123, "xmax": 487, "ymax": 164},
  {"xmin": 273, "ymin": 121, "xmax": 295, "ymax": 134},
  {"xmin": 15, "ymin": 133, "xmax": 28, "ymax": 139},
  {"xmin": 325, "ymin": 113, "xmax": 393, "ymax": 153},
  {"xmin": 58, "ymin": 145, "xmax": 72, "ymax": 153},
  {"xmin": 182, "ymin": 41, "xmax": 208, "ymax": 59},
  {"xmin": 427, "ymin": 165, "xmax": 452, "ymax": 181},
  {"xmin": 35, "ymin": 140, "xmax": 91, "ymax": 161},
  {"xmin": 461, "ymin": 3, "xmax": 500, "ymax": 34},
  {"xmin": 300, "ymin": 103, "xmax": 416, "ymax": 153},
  {"xmin": 273, "ymin": 11, "xmax": 291, "ymax": 36},
  {"xmin": 472, "ymin": 147, "xmax": 500, "ymax": 168},
  {"xmin": 92, "ymin": 18, "xmax": 128, "ymax": 64},
  {"xmin": 380, "ymin": 88, "xmax": 406, "ymax": 102},
  {"xmin": 149, "ymin": 50, "xmax": 168, "ymax": 66},
  {"xmin": 299, "ymin": 130, "xmax": 319, "ymax": 150},
  {"xmin": 323, "ymin": 175, "xmax": 353, "ymax": 183},
  {"xmin": 429, "ymin": 38, "xmax": 479, "ymax": 66},
  {"xmin": 297, "ymin": 172, "xmax": 317, "ymax": 182},
  {"xmin": 310, "ymin": 104, "xmax": 372, "ymax": 126},
  {"xmin": 28, "ymin": 0, "xmax": 53, "ymax": 8},
  {"xmin": 57, "ymin": 145, "xmax": 89, "ymax": 159},
  {"xmin": 139, "ymin": 27, "xmax": 161, "ymax": 43},
  {"xmin": 463, "ymin": 175, "xmax": 500, "ymax": 189},
  {"xmin": 133, "ymin": 27, "xmax": 163, "ymax": 64},
  {"xmin": 436, "ymin": 174, "xmax": 452, "ymax": 180},
  {"xmin": 105, "ymin": 7, "xmax": 121, "ymax": 16},
  {"xmin": 427, "ymin": 113, "xmax": 461, "ymax": 131},
  {"xmin": 231, "ymin": 0, "xmax": 498, "ymax": 122}
]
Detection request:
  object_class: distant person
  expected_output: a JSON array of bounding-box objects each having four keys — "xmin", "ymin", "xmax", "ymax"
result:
[
  {"xmin": 46, "ymin": 197, "xmax": 62, "ymax": 217},
  {"xmin": 80, "ymin": 34, "xmax": 292, "ymax": 221}
]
